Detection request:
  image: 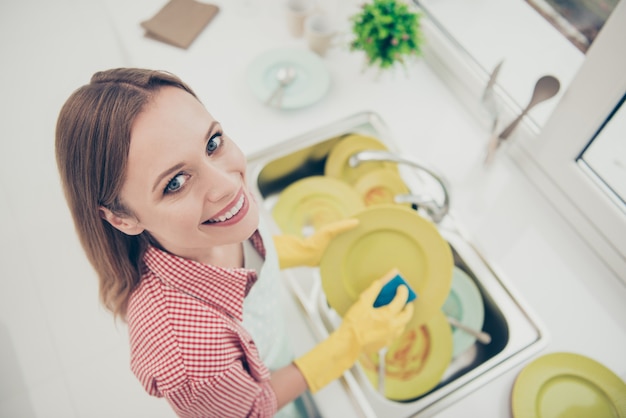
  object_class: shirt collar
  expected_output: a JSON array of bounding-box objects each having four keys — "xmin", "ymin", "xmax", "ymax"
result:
[{"xmin": 142, "ymin": 231, "xmax": 264, "ymax": 321}]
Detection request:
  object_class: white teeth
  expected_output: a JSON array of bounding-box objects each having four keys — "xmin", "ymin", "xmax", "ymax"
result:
[{"xmin": 207, "ymin": 195, "xmax": 245, "ymax": 224}]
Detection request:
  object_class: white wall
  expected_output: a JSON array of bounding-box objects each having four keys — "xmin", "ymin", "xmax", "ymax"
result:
[{"xmin": 0, "ymin": 1, "xmax": 175, "ymax": 416}]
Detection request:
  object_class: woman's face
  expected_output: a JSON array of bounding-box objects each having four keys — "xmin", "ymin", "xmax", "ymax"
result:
[{"xmin": 106, "ymin": 86, "xmax": 259, "ymax": 263}]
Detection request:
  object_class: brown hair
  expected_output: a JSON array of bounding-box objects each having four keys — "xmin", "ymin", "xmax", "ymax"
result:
[{"xmin": 55, "ymin": 68, "xmax": 198, "ymax": 319}]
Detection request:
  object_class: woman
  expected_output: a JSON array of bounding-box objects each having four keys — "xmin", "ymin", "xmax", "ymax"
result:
[{"xmin": 55, "ymin": 68, "xmax": 413, "ymax": 417}]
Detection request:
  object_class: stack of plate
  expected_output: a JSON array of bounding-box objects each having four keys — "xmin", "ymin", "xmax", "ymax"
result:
[
  {"xmin": 325, "ymin": 134, "xmax": 409, "ymax": 207},
  {"xmin": 272, "ymin": 134, "xmax": 491, "ymax": 400},
  {"xmin": 272, "ymin": 134, "xmax": 411, "ymax": 236},
  {"xmin": 324, "ymin": 134, "xmax": 398, "ymax": 185}
]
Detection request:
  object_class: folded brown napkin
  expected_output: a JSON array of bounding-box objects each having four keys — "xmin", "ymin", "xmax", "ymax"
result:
[{"xmin": 141, "ymin": 0, "xmax": 219, "ymax": 49}]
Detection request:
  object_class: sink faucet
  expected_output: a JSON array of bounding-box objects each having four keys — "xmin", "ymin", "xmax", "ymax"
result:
[{"xmin": 348, "ymin": 150, "xmax": 450, "ymax": 223}]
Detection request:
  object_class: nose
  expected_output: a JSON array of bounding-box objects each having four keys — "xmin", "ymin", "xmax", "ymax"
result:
[{"xmin": 199, "ymin": 162, "xmax": 239, "ymax": 203}]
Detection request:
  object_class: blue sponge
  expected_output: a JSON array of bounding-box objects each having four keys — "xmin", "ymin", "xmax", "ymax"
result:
[{"xmin": 373, "ymin": 272, "xmax": 417, "ymax": 308}]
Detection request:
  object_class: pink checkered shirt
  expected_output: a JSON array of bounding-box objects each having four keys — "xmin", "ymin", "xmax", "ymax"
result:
[{"xmin": 127, "ymin": 231, "xmax": 279, "ymax": 417}]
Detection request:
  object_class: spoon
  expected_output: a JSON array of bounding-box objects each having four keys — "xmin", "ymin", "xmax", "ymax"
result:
[
  {"xmin": 446, "ymin": 316, "xmax": 492, "ymax": 344},
  {"xmin": 485, "ymin": 75, "xmax": 560, "ymax": 163},
  {"xmin": 265, "ymin": 65, "xmax": 297, "ymax": 108}
]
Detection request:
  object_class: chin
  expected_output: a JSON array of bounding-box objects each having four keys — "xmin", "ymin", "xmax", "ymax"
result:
[{"xmin": 242, "ymin": 207, "xmax": 261, "ymax": 238}]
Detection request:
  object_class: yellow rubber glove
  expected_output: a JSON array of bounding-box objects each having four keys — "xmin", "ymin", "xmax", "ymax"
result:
[
  {"xmin": 273, "ymin": 219, "xmax": 359, "ymax": 269},
  {"xmin": 293, "ymin": 272, "xmax": 414, "ymax": 393}
]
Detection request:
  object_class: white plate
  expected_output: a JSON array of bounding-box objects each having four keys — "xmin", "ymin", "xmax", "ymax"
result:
[{"xmin": 247, "ymin": 47, "xmax": 331, "ymax": 109}]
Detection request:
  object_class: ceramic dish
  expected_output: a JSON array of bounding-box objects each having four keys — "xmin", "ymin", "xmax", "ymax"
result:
[
  {"xmin": 512, "ymin": 352, "xmax": 626, "ymax": 417},
  {"xmin": 442, "ymin": 267, "xmax": 485, "ymax": 357},
  {"xmin": 353, "ymin": 168, "xmax": 411, "ymax": 207},
  {"xmin": 320, "ymin": 205, "xmax": 453, "ymax": 325},
  {"xmin": 324, "ymin": 134, "xmax": 398, "ymax": 185},
  {"xmin": 272, "ymin": 176, "xmax": 364, "ymax": 237},
  {"xmin": 247, "ymin": 47, "xmax": 330, "ymax": 109},
  {"xmin": 359, "ymin": 309, "xmax": 453, "ymax": 401}
]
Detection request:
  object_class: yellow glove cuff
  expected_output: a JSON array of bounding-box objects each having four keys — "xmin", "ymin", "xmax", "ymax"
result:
[
  {"xmin": 294, "ymin": 271, "xmax": 413, "ymax": 393},
  {"xmin": 293, "ymin": 327, "xmax": 360, "ymax": 393}
]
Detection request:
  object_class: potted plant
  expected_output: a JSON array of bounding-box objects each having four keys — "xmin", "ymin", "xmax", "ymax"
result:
[{"xmin": 350, "ymin": 0, "xmax": 423, "ymax": 72}]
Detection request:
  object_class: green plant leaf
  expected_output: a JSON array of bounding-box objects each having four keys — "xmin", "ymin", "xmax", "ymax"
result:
[{"xmin": 350, "ymin": 0, "xmax": 423, "ymax": 70}]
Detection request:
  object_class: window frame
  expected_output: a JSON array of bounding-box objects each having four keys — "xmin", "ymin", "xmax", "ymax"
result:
[
  {"xmin": 513, "ymin": 0, "xmax": 626, "ymax": 281},
  {"xmin": 415, "ymin": 0, "xmax": 626, "ymax": 281}
]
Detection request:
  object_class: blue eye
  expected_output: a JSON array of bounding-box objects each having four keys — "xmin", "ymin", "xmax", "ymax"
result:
[
  {"xmin": 207, "ymin": 135, "xmax": 222, "ymax": 154},
  {"xmin": 165, "ymin": 173, "xmax": 188, "ymax": 194}
]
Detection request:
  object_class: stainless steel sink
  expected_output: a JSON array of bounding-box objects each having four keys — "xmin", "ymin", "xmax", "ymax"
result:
[{"xmin": 246, "ymin": 111, "xmax": 548, "ymax": 417}]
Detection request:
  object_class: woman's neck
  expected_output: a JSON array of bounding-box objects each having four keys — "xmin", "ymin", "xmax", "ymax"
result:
[{"xmin": 197, "ymin": 242, "xmax": 244, "ymax": 269}]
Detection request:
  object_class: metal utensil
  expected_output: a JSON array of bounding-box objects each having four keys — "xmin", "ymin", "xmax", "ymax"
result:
[
  {"xmin": 301, "ymin": 216, "xmax": 315, "ymax": 238},
  {"xmin": 482, "ymin": 60, "xmax": 504, "ymax": 134},
  {"xmin": 446, "ymin": 316, "xmax": 492, "ymax": 344},
  {"xmin": 265, "ymin": 65, "xmax": 297, "ymax": 108},
  {"xmin": 485, "ymin": 75, "xmax": 560, "ymax": 164},
  {"xmin": 378, "ymin": 347, "xmax": 387, "ymax": 395},
  {"xmin": 481, "ymin": 60, "xmax": 504, "ymax": 103},
  {"xmin": 349, "ymin": 150, "xmax": 450, "ymax": 223}
]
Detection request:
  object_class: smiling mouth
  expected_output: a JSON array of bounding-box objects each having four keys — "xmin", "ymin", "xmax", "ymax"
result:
[{"xmin": 205, "ymin": 195, "xmax": 245, "ymax": 224}]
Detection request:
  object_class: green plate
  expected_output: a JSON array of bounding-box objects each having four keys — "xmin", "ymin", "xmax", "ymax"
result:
[
  {"xmin": 359, "ymin": 310, "xmax": 453, "ymax": 401},
  {"xmin": 442, "ymin": 267, "xmax": 485, "ymax": 357},
  {"xmin": 353, "ymin": 168, "xmax": 411, "ymax": 207},
  {"xmin": 320, "ymin": 205, "xmax": 453, "ymax": 325},
  {"xmin": 272, "ymin": 176, "xmax": 364, "ymax": 237},
  {"xmin": 247, "ymin": 47, "xmax": 330, "ymax": 109},
  {"xmin": 512, "ymin": 352, "xmax": 626, "ymax": 418},
  {"xmin": 324, "ymin": 134, "xmax": 398, "ymax": 185}
]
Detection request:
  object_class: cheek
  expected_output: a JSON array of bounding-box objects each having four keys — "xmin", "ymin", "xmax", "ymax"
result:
[{"xmin": 229, "ymin": 145, "xmax": 247, "ymax": 175}]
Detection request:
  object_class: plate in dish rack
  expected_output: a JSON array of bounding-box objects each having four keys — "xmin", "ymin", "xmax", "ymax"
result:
[{"xmin": 247, "ymin": 47, "xmax": 330, "ymax": 109}]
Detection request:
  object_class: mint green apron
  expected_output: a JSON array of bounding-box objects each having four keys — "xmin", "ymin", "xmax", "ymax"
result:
[{"xmin": 242, "ymin": 216, "xmax": 312, "ymax": 418}]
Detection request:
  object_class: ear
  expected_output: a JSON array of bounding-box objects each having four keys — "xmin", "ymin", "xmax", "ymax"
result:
[{"xmin": 99, "ymin": 206, "xmax": 145, "ymax": 236}]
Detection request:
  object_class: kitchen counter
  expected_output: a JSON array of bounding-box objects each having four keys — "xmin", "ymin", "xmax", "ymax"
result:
[{"xmin": 2, "ymin": 0, "xmax": 625, "ymax": 416}]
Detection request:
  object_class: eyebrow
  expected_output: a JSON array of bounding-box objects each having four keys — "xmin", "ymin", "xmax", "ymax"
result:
[{"xmin": 151, "ymin": 121, "xmax": 220, "ymax": 193}]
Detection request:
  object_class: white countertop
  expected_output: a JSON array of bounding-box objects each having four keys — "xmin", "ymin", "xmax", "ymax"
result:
[{"xmin": 2, "ymin": 0, "xmax": 624, "ymax": 416}]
